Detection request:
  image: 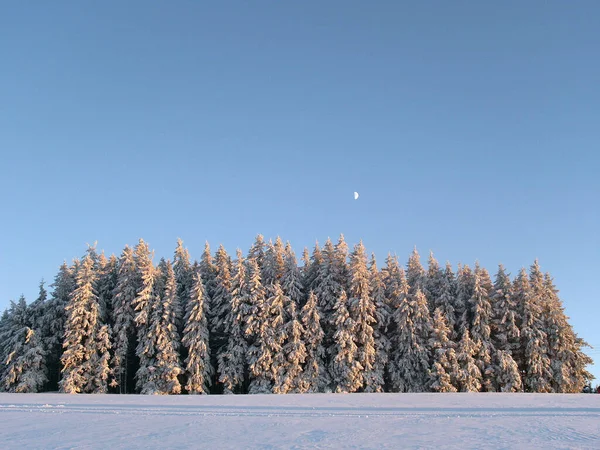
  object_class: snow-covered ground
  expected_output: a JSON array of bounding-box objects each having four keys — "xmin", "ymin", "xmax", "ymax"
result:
[{"xmin": 1, "ymin": 393, "xmax": 599, "ymax": 449}]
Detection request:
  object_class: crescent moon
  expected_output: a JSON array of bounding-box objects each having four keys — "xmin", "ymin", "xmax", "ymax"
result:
[{"xmin": 354, "ymin": 192, "xmax": 359, "ymax": 200}]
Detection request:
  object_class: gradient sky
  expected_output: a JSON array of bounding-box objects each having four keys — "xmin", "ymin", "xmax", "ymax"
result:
[{"xmin": 1, "ymin": 1, "xmax": 598, "ymax": 381}]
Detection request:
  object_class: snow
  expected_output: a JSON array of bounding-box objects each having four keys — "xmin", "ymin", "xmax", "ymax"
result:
[{"xmin": 1, "ymin": 393, "xmax": 598, "ymax": 449}]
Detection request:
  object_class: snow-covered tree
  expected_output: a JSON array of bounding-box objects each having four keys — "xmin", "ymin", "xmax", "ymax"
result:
[
  {"xmin": 263, "ymin": 237, "xmax": 286, "ymax": 287},
  {"xmin": 173, "ymin": 238, "xmax": 192, "ymax": 328},
  {"xmin": 329, "ymin": 290, "xmax": 362, "ymax": 393},
  {"xmin": 493, "ymin": 349, "xmax": 522, "ymax": 392},
  {"xmin": 454, "ymin": 329, "xmax": 482, "ymax": 392},
  {"xmin": 389, "ymin": 284, "xmax": 431, "ymax": 393},
  {"xmin": 110, "ymin": 245, "xmax": 137, "ymax": 393},
  {"xmin": 218, "ymin": 250, "xmax": 249, "ymax": 394},
  {"xmin": 199, "ymin": 242, "xmax": 218, "ymax": 305},
  {"xmin": 132, "ymin": 240, "xmax": 157, "ymax": 393},
  {"xmin": 3, "ymin": 326, "xmax": 47, "ymax": 393},
  {"xmin": 209, "ymin": 245, "xmax": 233, "ymax": 386},
  {"xmin": 521, "ymin": 262, "xmax": 552, "ymax": 393},
  {"xmin": 369, "ymin": 254, "xmax": 390, "ymax": 392},
  {"xmin": 60, "ymin": 254, "xmax": 104, "ymax": 393},
  {"xmin": 281, "ymin": 242, "xmax": 304, "ymax": 308},
  {"xmin": 455, "ymin": 264, "xmax": 474, "ymax": 336},
  {"xmin": 84, "ymin": 324, "xmax": 112, "ymax": 394},
  {"xmin": 43, "ymin": 262, "xmax": 75, "ymax": 390},
  {"xmin": 147, "ymin": 260, "xmax": 183, "ymax": 395},
  {"xmin": 299, "ymin": 291, "xmax": 328, "ymax": 393},
  {"xmin": 541, "ymin": 272, "xmax": 593, "ymax": 392},
  {"xmin": 348, "ymin": 241, "xmax": 378, "ymax": 392},
  {"xmin": 490, "ymin": 265, "xmax": 520, "ymax": 358},
  {"xmin": 275, "ymin": 301, "xmax": 307, "ymax": 394},
  {"xmin": 246, "ymin": 271, "xmax": 285, "ymax": 394},
  {"xmin": 424, "ymin": 252, "xmax": 444, "ymax": 311},
  {"xmin": 428, "ymin": 308, "xmax": 458, "ymax": 392},
  {"xmin": 2, "ymin": 298, "xmax": 48, "ymax": 393},
  {"xmin": 467, "ymin": 265, "xmax": 495, "ymax": 391},
  {"xmin": 406, "ymin": 247, "xmax": 426, "ymax": 296},
  {"xmin": 435, "ymin": 262, "xmax": 457, "ymax": 338},
  {"xmin": 303, "ymin": 242, "xmax": 323, "ymax": 295},
  {"xmin": 96, "ymin": 252, "xmax": 118, "ymax": 325},
  {"xmin": 182, "ymin": 268, "xmax": 212, "ymax": 395}
]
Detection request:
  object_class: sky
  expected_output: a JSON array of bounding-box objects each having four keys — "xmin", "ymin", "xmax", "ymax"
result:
[{"xmin": 0, "ymin": 1, "xmax": 598, "ymax": 381}]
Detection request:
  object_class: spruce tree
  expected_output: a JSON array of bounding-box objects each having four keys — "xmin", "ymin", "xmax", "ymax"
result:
[
  {"xmin": 493, "ymin": 349, "xmax": 522, "ymax": 392},
  {"xmin": 209, "ymin": 244, "xmax": 233, "ymax": 392},
  {"xmin": 110, "ymin": 245, "xmax": 137, "ymax": 393},
  {"xmin": 389, "ymin": 284, "xmax": 431, "ymax": 393},
  {"xmin": 96, "ymin": 252, "xmax": 118, "ymax": 325},
  {"xmin": 522, "ymin": 261, "xmax": 552, "ymax": 392},
  {"xmin": 60, "ymin": 254, "xmax": 103, "ymax": 393},
  {"xmin": 455, "ymin": 329, "xmax": 482, "ymax": 392},
  {"xmin": 2, "ymin": 298, "xmax": 48, "ymax": 393},
  {"xmin": 182, "ymin": 268, "xmax": 212, "ymax": 394},
  {"xmin": 369, "ymin": 254, "xmax": 390, "ymax": 392},
  {"xmin": 299, "ymin": 291, "xmax": 328, "ymax": 392},
  {"xmin": 281, "ymin": 242, "xmax": 304, "ymax": 308},
  {"xmin": 199, "ymin": 242, "xmax": 218, "ymax": 306},
  {"xmin": 132, "ymin": 239, "xmax": 157, "ymax": 393},
  {"xmin": 428, "ymin": 308, "xmax": 458, "ymax": 392},
  {"xmin": 218, "ymin": 250, "xmax": 249, "ymax": 394},
  {"xmin": 84, "ymin": 324, "xmax": 112, "ymax": 394},
  {"xmin": 44, "ymin": 262, "xmax": 75, "ymax": 390},
  {"xmin": 455, "ymin": 264, "xmax": 475, "ymax": 336},
  {"xmin": 490, "ymin": 265, "xmax": 520, "ymax": 357},
  {"xmin": 303, "ymin": 242, "xmax": 323, "ymax": 295},
  {"xmin": 406, "ymin": 247, "xmax": 426, "ymax": 296},
  {"xmin": 542, "ymin": 273, "xmax": 593, "ymax": 392},
  {"xmin": 425, "ymin": 252, "xmax": 444, "ymax": 312},
  {"xmin": 467, "ymin": 265, "xmax": 495, "ymax": 391},
  {"xmin": 263, "ymin": 237, "xmax": 286, "ymax": 286},
  {"xmin": 348, "ymin": 241, "xmax": 378, "ymax": 392},
  {"xmin": 436, "ymin": 262, "xmax": 457, "ymax": 338},
  {"xmin": 275, "ymin": 301, "xmax": 307, "ymax": 394},
  {"xmin": 173, "ymin": 238, "xmax": 192, "ymax": 329},
  {"xmin": 329, "ymin": 290, "xmax": 362, "ymax": 393}
]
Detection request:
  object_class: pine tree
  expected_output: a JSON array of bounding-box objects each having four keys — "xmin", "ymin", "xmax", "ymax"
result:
[
  {"xmin": 369, "ymin": 254, "xmax": 390, "ymax": 393},
  {"xmin": 303, "ymin": 242, "xmax": 323, "ymax": 295},
  {"xmin": 2, "ymin": 298, "xmax": 48, "ymax": 393},
  {"xmin": 182, "ymin": 268, "xmax": 212, "ymax": 394},
  {"xmin": 511, "ymin": 267, "xmax": 530, "ymax": 373},
  {"xmin": 455, "ymin": 264, "xmax": 475, "ymax": 336},
  {"xmin": 132, "ymin": 239, "xmax": 157, "ymax": 393},
  {"xmin": 329, "ymin": 290, "xmax": 362, "ymax": 393},
  {"xmin": 424, "ymin": 252, "xmax": 444, "ymax": 312},
  {"xmin": 218, "ymin": 250, "xmax": 249, "ymax": 394},
  {"xmin": 246, "ymin": 271, "xmax": 285, "ymax": 394},
  {"xmin": 173, "ymin": 239, "xmax": 193, "ymax": 324},
  {"xmin": 96, "ymin": 252, "xmax": 118, "ymax": 325},
  {"xmin": 493, "ymin": 349, "xmax": 522, "ymax": 392},
  {"xmin": 428, "ymin": 308, "xmax": 458, "ymax": 392},
  {"xmin": 248, "ymin": 234, "xmax": 267, "ymax": 273},
  {"xmin": 60, "ymin": 254, "xmax": 103, "ymax": 393},
  {"xmin": 542, "ymin": 273, "xmax": 593, "ymax": 392},
  {"xmin": 436, "ymin": 262, "xmax": 457, "ymax": 338},
  {"xmin": 406, "ymin": 247, "xmax": 426, "ymax": 296},
  {"xmin": 150, "ymin": 260, "xmax": 183, "ymax": 395},
  {"xmin": 84, "ymin": 324, "xmax": 112, "ymax": 394},
  {"xmin": 110, "ymin": 245, "xmax": 137, "ymax": 393},
  {"xmin": 348, "ymin": 241, "xmax": 378, "ymax": 392},
  {"xmin": 263, "ymin": 237, "xmax": 286, "ymax": 287},
  {"xmin": 455, "ymin": 329, "xmax": 482, "ymax": 392},
  {"xmin": 275, "ymin": 301, "xmax": 307, "ymax": 394},
  {"xmin": 522, "ymin": 261, "xmax": 552, "ymax": 392},
  {"xmin": 209, "ymin": 245, "xmax": 233, "ymax": 391},
  {"xmin": 467, "ymin": 265, "xmax": 495, "ymax": 391},
  {"xmin": 389, "ymin": 284, "xmax": 431, "ymax": 393},
  {"xmin": 281, "ymin": 242, "xmax": 304, "ymax": 308},
  {"xmin": 199, "ymin": 242, "xmax": 218, "ymax": 306},
  {"xmin": 490, "ymin": 265, "xmax": 520, "ymax": 357},
  {"xmin": 299, "ymin": 291, "xmax": 328, "ymax": 393},
  {"xmin": 43, "ymin": 262, "xmax": 75, "ymax": 390}
]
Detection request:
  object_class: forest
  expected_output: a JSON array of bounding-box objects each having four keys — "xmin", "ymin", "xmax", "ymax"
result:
[{"xmin": 0, "ymin": 235, "xmax": 593, "ymax": 395}]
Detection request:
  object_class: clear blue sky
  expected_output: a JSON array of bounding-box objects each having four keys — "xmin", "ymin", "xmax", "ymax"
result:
[{"xmin": 1, "ymin": 1, "xmax": 598, "ymax": 381}]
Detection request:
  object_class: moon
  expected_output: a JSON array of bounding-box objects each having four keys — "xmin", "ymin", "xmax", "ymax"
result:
[{"xmin": 354, "ymin": 191, "xmax": 359, "ymax": 200}]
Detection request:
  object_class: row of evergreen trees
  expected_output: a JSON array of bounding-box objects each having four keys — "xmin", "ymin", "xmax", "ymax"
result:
[{"xmin": 0, "ymin": 235, "xmax": 593, "ymax": 395}]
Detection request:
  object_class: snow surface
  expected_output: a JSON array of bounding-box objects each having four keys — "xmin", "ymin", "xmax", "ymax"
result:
[{"xmin": 1, "ymin": 393, "xmax": 599, "ymax": 449}]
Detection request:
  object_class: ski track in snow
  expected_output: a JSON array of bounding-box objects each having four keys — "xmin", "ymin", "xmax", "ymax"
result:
[{"xmin": 1, "ymin": 393, "xmax": 599, "ymax": 449}]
